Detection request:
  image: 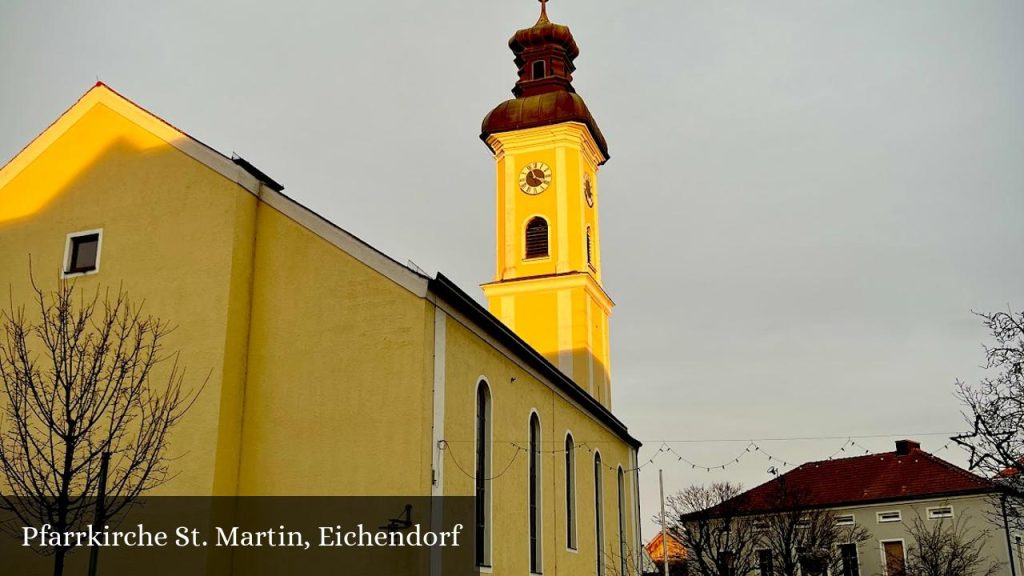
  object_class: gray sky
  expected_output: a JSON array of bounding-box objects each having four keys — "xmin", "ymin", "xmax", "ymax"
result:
[{"xmin": 2, "ymin": 0, "xmax": 1022, "ymax": 537}]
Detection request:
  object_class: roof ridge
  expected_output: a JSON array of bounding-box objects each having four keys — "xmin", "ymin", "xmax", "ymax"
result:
[{"xmin": 801, "ymin": 451, "xmax": 882, "ymax": 466}]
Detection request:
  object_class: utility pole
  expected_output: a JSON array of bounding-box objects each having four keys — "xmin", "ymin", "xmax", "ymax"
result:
[{"xmin": 659, "ymin": 469, "xmax": 668, "ymax": 576}]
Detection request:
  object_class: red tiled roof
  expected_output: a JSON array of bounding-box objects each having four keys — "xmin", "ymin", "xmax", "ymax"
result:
[{"xmin": 719, "ymin": 441, "xmax": 997, "ymax": 515}]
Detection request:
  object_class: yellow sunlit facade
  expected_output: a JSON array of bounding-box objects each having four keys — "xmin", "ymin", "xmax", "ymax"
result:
[{"xmin": 482, "ymin": 123, "xmax": 614, "ymax": 407}]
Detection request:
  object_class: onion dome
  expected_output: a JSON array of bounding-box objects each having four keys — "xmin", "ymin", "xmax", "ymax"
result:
[{"xmin": 481, "ymin": 1, "xmax": 609, "ymax": 161}]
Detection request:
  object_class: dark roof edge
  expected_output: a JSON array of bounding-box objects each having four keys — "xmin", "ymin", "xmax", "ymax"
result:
[
  {"xmin": 233, "ymin": 155, "xmax": 284, "ymax": 192},
  {"xmin": 429, "ymin": 273, "xmax": 640, "ymax": 449}
]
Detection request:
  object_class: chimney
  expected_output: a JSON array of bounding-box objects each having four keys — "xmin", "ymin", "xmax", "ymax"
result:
[{"xmin": 895, "ymin": 440, "xmax": 921, "ymax": 455}]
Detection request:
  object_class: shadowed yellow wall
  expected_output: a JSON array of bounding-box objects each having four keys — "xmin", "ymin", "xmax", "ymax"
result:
[
  {"xmin": 236, "ymin": 204, "xmax": 433, "ymax": 495},
  {"xmin": 441, "ymin": 316, "xmax": 638, "ymax": 575}
]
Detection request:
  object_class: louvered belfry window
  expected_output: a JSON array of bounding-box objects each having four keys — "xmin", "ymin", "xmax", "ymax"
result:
[
  {"xmin": 525, "ymin": 217, "xmax": 549, "ymax": 259},
  {"xmin": 586, "ymin": 226, "xmax": 593, "ymax": 266}
]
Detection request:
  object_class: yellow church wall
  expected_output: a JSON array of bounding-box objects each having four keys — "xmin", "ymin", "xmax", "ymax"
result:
[
  {"xmin": 235, "ymin": 204, "xmax": 433, "ymax": 495},
  {"xmin": 0, "ymin": 102, "xmax": 258, "ymax": 497},
  {"xmin": 440, "ymin": 314, "xmax": 639, "ymax": 576}
]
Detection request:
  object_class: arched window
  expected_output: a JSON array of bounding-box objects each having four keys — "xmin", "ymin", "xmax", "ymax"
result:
[
  {"xmin": 565, "ymin": 433, "xmax": 577, "ymax": 550},
  {"xmin": 617, "ymin": 467, "xmax": 627, "ymax": 576},
  {"xmin": 525, "ymin": 217, "xmax": 549, "ymax": 259},
  {"xmin": 595, "ymin": 453, "xmax": 605, "ymax": 576},
  {"xmin": 529, "ymin": 413, "xmax": 542, "ymax": 573},
  {"xmin": 532, "ymin": 60, "xmax": 546, "ymax": 80},
  {"xmin": 586, "ymin": 226, "xmax": 593, "ymax": 267},
  {"xmin": 475, "ymin": 382, "xmax": 492, "ymax": 567}
]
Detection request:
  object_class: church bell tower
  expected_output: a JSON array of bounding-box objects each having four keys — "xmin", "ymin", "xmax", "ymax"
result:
[{"xmin": 480, "ymin": 1, "xmax": 614, "ymax": 407}]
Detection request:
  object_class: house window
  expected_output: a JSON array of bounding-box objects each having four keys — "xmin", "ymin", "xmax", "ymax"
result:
[
  {"xmin": 753, "ymin": 519, "xmax": 770, "ymax": 532},
  {"xmin": 475, "ymin": 382, "xmax": 492, "ymax": 567},
  {"xmin": 595, "ymin": 453, "xmax": 604, "ymax": 576},
  {"xmin": 64, "ymin": 230, "xmax": 102, "ymax": 275},
  {"xmin": 927, "ymin": 506, "xmax": 954, "ymax": 519},
  {"xmin": 617, "ymin": 467, "xmax": 627, "ymax": 576},
  {"xmin": 532, "ymin": 60, "xmax": 546, "ymax": 80},
  {"xmin": 525, "ymin": 217, "xmax": 549, "ymax": 259},
  {"xmin": 720, "ymin": 551, "xmax": 736, "ymax": 576},
  {"xmin": 882, "ymin": 541, "xmax": 906, "ymax": 576},
  {"xmin": 840, "ymin": 543, "xmax": 860, "ymax": 576},
  {"xmin": 529, "ymin": 413, "xmax": 542, "ymax": 574},
  {"xmin": 757, "ymin": 549, "xmax": 774, "ymax": 576},
  {"xmin": 565, "ymin": 433, "xmax": 577, "ymax": 550},
  {"xmin": 835, "ymin": 514, "xmax": 855, "ymax": 526},
  {"xmin": 877, "ymin": 511, "xmax": 901, "ymax": 523}
]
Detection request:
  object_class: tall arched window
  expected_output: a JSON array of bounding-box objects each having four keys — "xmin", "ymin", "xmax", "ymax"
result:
[
  {"xmin": 525, "ymin": 217, "xmax": 549, "ymax": 259},
  {"xmin": 565, "ymin": 433, "xmax": 577, "ymax": 550},
  {"xmin": 475, "ymin": 382, "xmax": 492, "ymax": 567},
  {"xmin": 617, "ymin": 467, "xmax": 627, "ymax": 576},
  {"xmin": 532, "ymin": 60, "xmax": 546, "ymax": 80},
  {"xmin": 595, "ymin": 453, "xmax": 605, "ymax": 576},
  {"xmin": 529, "ymin": 413, "xmax": 542, "ymax": 573},
  {"xmin": 586, "ymin": 226, "xmax": 593, "ymax": 267}
]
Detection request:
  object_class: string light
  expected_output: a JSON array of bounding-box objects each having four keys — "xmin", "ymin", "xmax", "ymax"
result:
[{"xmin": 439, "ymin": 433, "xmax": 974, "ymax": 483}]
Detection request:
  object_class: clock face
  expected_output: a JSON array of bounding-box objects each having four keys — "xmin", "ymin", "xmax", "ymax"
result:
[
  {"xmin": 583, "ymin": 174, "xmax": 594, "ymax": 207},
  {"xmin": 519, "ymin": 162, "xmax": 552, "ymax": 195}
]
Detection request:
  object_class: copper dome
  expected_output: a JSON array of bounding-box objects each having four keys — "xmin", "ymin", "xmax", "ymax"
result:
[{"xmin": 480, "ymin": 5, "xmax": 609, "ymax": 162}]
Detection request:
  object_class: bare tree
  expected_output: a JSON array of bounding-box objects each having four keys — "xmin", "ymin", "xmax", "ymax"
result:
[
  {"xmin": 0, "ymin": 277, "xmax": 203, "ymax": 576},
  {"xmin": 904, "ymin": 513, "xmax": 1002, "ymax": 576},
  {"xmin": 754, "ymin": 480, "xmax": 870, "ymax": 576},
  {"xmin": 954, "ymin": 309, "xmax": 1024, "ymax": 529},
  {"xmin": 667, "ymin": 482, "xmax": 760, "ymax": 576}
]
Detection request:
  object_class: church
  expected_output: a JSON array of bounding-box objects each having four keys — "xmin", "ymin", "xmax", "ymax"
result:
[{"xmin": 0, "ymin": 3, "xmax": 638, "ymax": 575}]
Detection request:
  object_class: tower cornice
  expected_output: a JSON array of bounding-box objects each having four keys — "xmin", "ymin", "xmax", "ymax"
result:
[{"xmin": 485, "ymin": 122, "xmax": 606, "ymax": 169}]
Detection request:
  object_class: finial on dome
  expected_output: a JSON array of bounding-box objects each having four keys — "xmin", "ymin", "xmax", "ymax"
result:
[{"xmin": 537, "ymin": 0, "xmax": 550, "ymax": 24}]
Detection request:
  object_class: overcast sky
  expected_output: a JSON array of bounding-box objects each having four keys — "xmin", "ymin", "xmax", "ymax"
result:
[{"xmin": 2, "ymin": 0, "xmax": 1022, "ymax": 537}]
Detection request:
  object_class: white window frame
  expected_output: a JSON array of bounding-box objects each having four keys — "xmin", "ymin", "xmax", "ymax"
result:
[
  {"xmin": 879, "ymin": 539, "xmax": 907, "ymax": 576},
  {"xmin": 564, "ymin": 431, "xmax": 578, "ymax": 552},
  {"xmin": 877, "ymin": 510, "xmax": 902, "ymax": 523},
  {"xmin": 62, "ymin": 228, "xmax": 103, "ymax": 278},
  {"xmin": 835, "ymin": 514, "xmax": 855, "ymax": 526},
  {"xmin": 474, "ymin": 378, "xmax": 494, "ymax": 570},
  {"xmin": 756, "ymin": 548, "xmax": 774, "ymax": 576},
  {"xmin": 837, "ymin": 542, "xmax": 861, "ymax": 576},
  {"xmin": 927, "ymin": 505, "xmax": 954, "ymax": 519},
  {"xmin": 527, "ymin": 409, "xmax": 543, "ymax": 576}
]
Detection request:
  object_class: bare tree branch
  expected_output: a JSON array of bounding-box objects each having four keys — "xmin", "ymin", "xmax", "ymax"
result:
[{"xmin": 0, "ymin": 275, "xmax": 204, "ymax": 576}]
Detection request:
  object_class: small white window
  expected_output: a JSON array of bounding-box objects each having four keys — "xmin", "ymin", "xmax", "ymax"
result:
[
  {"xmin": 835, "ymin": 514, "xmax": 855, "ymax": 526},
  {"xmin": 927, "ymin": 506, "xmax": 953, "ymax": 519},
  {"xmin": 753, "ymin": 519, "xmax": 770, "ymax": 532},
  {"xmin": 877, "ymin": 511, "xmax": 901, "ymax": 523},
  {"xmin": 63, "ymin": 229, "xmax": 103, "ymax": 277}
]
